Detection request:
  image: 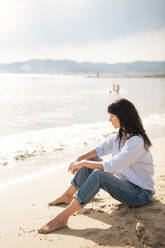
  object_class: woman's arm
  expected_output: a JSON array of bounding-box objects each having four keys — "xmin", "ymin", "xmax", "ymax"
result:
[
  {"xmin": 76, "ymin": 149, "xmax": 98, "ymax": 162},
  {"xmin": 76, "ymin": 134, "xmax": 116, "ymax": 162},
  {"xmin": 82, "ymin": 160, "xmax": 104, "ymax": 170},
  {"xmin": 68, "ymin": 149, "xmax": 99, "ymax": 174},
  {"xmin": 68, "ymin": 160, "xmax": 103, "ymax": 174}
]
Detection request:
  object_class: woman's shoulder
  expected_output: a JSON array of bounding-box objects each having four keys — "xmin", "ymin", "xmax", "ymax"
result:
[
  {"xmin": 127, "ymin": 134, "xmax": 143, "ymax": 142},
  {"xmin": 125, "ymin": 135, "xmax": 144, "ymax": 151}
]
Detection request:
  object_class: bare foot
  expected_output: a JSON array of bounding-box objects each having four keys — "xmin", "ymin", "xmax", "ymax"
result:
[
  {"xmin": 38, "ymin": 216, "xmax": 67, "ymax": 234},
  {"xmin": 48, "ymin": 195, "xmax": 72, "ymax": 206}
]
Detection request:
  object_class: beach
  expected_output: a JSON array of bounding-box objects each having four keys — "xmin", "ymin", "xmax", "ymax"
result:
[
  {"xmin": 1, "ymin": 0, "xmax": 165, "ymax": 246},
  {"xmin": 0, "ymin": 74, "xmax": 165, "ymax": 247},
  {"xmin": 0, "ymin": 135, "xmax": 165, "ymax": 248}
]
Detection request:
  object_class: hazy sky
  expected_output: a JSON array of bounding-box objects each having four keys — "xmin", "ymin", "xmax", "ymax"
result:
[{"xmin": 0, "ymin": 0, "xmax": 165, "ymax": 63}]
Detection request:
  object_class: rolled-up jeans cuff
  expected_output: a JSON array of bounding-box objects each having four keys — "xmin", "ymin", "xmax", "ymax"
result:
[
  {"xmin": 73, "ymin": 193, "xmax": 85, "ymax": 207},
  {"xmin": 71, "ymin": 180, "xmax": 79, "ymax": 190}
]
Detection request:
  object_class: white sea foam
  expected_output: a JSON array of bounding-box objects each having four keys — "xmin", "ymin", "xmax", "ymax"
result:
[{"xmin": 0, "ymin": 121, "xmax": 114, "ymax": 167}]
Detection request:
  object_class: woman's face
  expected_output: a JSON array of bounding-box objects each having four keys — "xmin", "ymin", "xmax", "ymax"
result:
[{"xmin": 109, "ymin": 113, "xmax": 120, "ymax": 129}]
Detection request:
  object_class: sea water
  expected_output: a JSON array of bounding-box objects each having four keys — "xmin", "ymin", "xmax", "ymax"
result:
[{"xmin": 0, "ymin": 73, "xmax": 165, "ymax": 188}]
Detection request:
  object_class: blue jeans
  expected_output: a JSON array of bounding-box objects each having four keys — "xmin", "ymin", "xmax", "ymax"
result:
[{"xmin": 71, "ymin": 157, "xmax": 153, "ymax": 207}]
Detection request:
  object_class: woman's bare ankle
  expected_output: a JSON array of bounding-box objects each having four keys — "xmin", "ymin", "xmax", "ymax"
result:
[
  {"xmin": 48, "ymin": 194, "xmax": 72, "ymax": 206},
  {"xmin": 48, "ymin": 185, "xmax": 77, "ymax": 206}
]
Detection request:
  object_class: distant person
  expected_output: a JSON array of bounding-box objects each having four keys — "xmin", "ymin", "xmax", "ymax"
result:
[
  {"xmin": 116, "ymin": 84, "xmax": 120, "ymax": 95},
  {"xmin": 38, "ymin": 98, "xmax": 154, "ymax": 234},
  {"xmin": 112, "ymin": 83, "xmax": 116, "ymax": 93}
]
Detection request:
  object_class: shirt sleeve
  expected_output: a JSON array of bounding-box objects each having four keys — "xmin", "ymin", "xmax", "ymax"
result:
[
  {"xmin": 103, "ymin": 136, "xmax": 144, "ymax": 173},
  {"xmin": 95, "ymin": 134, "xmax": 116, "ymax": 157}
]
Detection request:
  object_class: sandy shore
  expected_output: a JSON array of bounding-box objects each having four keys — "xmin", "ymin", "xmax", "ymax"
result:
[{"xmin": 0, "ymin": 137, "xmax": 165, "ymax": 248}]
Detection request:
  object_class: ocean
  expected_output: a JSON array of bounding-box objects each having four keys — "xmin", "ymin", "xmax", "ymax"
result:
[{"xmin": 0, "ymin": 73, "xmax": 165, "ymax": 188}]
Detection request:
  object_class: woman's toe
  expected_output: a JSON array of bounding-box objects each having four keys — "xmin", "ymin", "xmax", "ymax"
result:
[{"xmin": 38, "ymin": 225, "xmax": 48, "ymax": 234}]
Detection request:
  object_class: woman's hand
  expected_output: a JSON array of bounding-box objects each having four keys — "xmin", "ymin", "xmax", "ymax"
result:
[{"xmin": 68, "ymin": 161, "xmax": 84, "ymax": 174}]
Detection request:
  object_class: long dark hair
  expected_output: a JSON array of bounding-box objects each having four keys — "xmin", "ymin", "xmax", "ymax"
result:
[{"xmin": 107, "ymin": 98, "xmax": 152, "ymax": 150}]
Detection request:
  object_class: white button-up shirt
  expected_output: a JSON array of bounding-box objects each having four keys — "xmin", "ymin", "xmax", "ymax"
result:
[{"xmin": 95, "ymin": 133, "xmax": 155, "ymax": 193}]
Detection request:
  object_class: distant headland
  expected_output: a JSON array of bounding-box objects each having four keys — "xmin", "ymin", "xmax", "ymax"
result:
[{"xmin": 0, "ymin": 59, "xmax": 165, "ymax": 77}]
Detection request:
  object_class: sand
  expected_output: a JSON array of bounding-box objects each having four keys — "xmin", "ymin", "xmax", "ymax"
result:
[{"xmin": 0, "ymin": 137, "xmax": 165, "ymax": 248}]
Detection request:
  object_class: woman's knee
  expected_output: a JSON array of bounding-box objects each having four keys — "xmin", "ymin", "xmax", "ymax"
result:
[
  {"xmin": 75, "ymin": 166, "xmax": 93, "ymax": 182},
  {"xmin": 80, "ymin": 166, "xmax": 92, "ymax": 174},
  {"xmin": 91, "ymin": 168, "xmax": 104, "ymax": 178},
  {"xmin": 71, "ymin": 166, "xmax": 92, "ymax": 189}
]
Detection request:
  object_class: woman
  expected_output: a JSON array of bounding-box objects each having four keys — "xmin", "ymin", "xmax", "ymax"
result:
[{"xmin": 38, "ymin": 98, "xmax": 155, "ymax": 234}]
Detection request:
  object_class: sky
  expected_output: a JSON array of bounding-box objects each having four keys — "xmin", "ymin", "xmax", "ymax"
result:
[{"xmin": 0, "ymin": 0, "xmax": 165, "ymax": 64}]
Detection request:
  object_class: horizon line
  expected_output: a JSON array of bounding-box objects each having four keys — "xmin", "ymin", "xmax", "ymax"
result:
[{"xmin": 1, "ymin": 58, "xmax": 165, "ymax": 65}]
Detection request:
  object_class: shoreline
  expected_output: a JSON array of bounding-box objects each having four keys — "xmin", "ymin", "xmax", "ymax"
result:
[
  {"xmin": 0, "ymin": 136, "xmax": 165, "ymax": 247},
  {"xmin": 1, "ymin": 124, "xmax": 165, "ymax": 191},
  {"xmin": 1, "ymin": 123, "xmax": 165, "ymax": 188}
]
